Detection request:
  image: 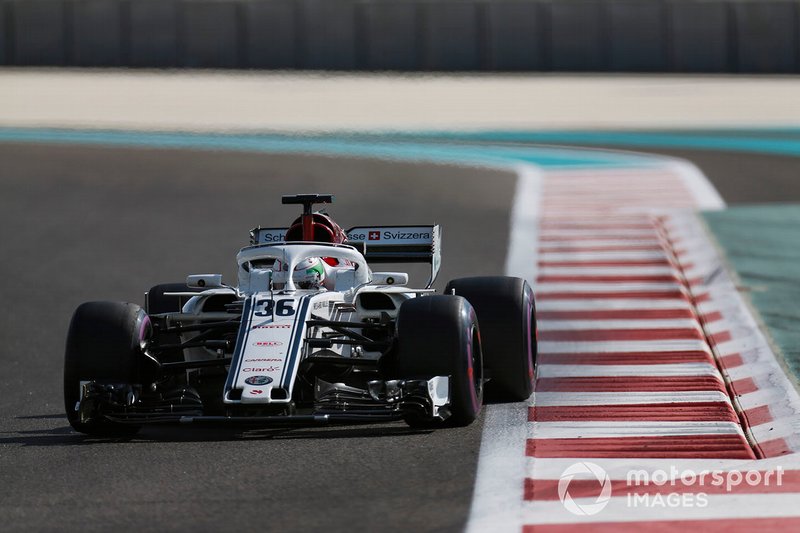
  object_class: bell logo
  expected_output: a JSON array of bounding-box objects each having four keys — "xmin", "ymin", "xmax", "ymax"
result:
[
  {"xmin": 368, "ymin": 231, "xmax": 381, "ymax": 240},
  {"xmin": 558, "ymin": 462, "xmax": 612, "ymax": 516}
]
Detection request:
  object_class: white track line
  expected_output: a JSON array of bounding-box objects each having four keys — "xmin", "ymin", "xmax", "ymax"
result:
[
  {"xmin": 504, "ymin": 164, "xmax": 544, "ymax": 286},
  {"xmin": 520, "ymin": 493, "xmax": 800, "ymax": 524},
  {"xmin": 752, "ymin": 421, "xmax": 800, "ymax": 443},
  {"xmin": 540, "ymin": 230, "xmax": 660, "ymax": 238},
  {"xmin": 525, "ymin": 456, "xmax": 800, "ymax": 479},
  {"xmin": 531, "ymin": 421, "xmax": 744, "ymax": 439},
  {"xmin": 539, "ymin": 266, "xmax": 676, "ymax": 276},
  {"xmin": 539, "ymin": 239, "xmax": 663, "ymax": 247},
  {"xmin": 466, "ymin": 402, "xmax": 532, "ymax": 532},
  {"xmin": 535, "ymin": 391, "xmax": 732, "ymax": 406},
  {"xmin": 537, "ymin": 299, "xmax": 693, "ymax": 311},
  {"xmin": 539, "ymin": 251, "xmax": 669, "ymax": 261},
  {"xmin": 539, "ymin": 339, "xmax": 711, "ymax": 354},
  {"xmin": 538, "ymin": 319, "xmax": 702, "ymax": 331},
  {"xmin": 537, "ymin": 363, "xmax": 722, "ymax": 378},
  {"xmin": 671, "ymin": 159, "xmax": 727, "ymax": 210},
  {"xmin": 536, "ymin": 282, "xmax": 685, "ymax": 293}
]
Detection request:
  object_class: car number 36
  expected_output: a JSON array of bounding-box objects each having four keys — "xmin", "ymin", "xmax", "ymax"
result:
[{"xmin": 254, "ymin": 299, "xmax": 296, "ymax": 317}]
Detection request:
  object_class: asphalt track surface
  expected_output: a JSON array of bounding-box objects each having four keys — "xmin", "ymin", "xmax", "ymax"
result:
[{"xmin": 1, "ymin": 141, "xmax": 799, "ymax": 532}]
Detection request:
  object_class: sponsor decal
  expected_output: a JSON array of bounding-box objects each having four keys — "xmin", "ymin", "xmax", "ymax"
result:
[
  {"xmin": 259, "ymin": 231, "xmax": 286, "ymax": 243},
  {"xmin": 244, "ymin": 376, "xmax": 273, "ymax": 386},
  {"xmin": 348, "ymin": 228, "xmax": 432, "ymax": 242},
  {"xmin": 244, "ymin": 358, "xmax": 283, "ymax": 362},
  {"xmin": 249, "ymin": 389, "xmax": 264, "ymax": 395},
  {"xmin": 243, "ymin": 366, "xmax": 281, "ymax": 373},
  {"xmin": 252, "ymin": 324, "xmax": 291, "ymax": 330},
  {"xmin": 383, "ymin": 230, "xmax": 431, "ymax": 240},
  {"xmin": 313, "ymin": 301, "xmax": 333, "ymax": 311},
  {"xmin": 253, "ymin": 341, "xmax": 283, "ymax": 347}
]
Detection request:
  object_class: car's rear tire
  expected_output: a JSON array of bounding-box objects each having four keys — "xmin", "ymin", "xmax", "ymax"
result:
[
  {"xmin": 395, "ymin": 295, "xmax": 483, "ymax": 427},
  {"xmin": 63, "ymin": 301, "xmax": 148, "ymax": 437},
  {"xmin": 445, "ymin": 277, "xmax": 536, "ymax": 401}
]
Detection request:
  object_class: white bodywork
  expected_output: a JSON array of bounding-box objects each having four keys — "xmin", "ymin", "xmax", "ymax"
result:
[{"xmin": 178, "ymin": 241, "xmax": 434, "ymax": 406}]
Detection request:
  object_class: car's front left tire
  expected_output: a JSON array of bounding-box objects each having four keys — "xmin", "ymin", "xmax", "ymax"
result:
[
  {"xmin": 63, "ymin": 301, "xmax": 148, "ymax": 437},
  {"xmin": 395, "ymin": 295, "xmax": 483, "ymax": 427}
]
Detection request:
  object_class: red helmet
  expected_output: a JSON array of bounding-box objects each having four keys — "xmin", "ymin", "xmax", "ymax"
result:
[{"xmin": 284, "ymin": 212, "xmax": 347, "ymax": 244}]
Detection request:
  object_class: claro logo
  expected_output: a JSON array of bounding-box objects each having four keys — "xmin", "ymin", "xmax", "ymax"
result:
[{"xmin": 243, "ymin": 366, "xmax": 281, "ymax": 373}]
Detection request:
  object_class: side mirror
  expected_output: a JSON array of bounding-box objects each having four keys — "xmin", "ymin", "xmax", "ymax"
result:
[
  {"xmin": 371, "ymin": 272, "xmax": 408, "ymax": 286},
  {"xmin": 186, "ymin": 274, "xmax": 224, "ymax": 289}
]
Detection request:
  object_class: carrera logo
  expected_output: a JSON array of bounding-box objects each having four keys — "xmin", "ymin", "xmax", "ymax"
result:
[
  {"xmin": 245, "ymin": 358, "xmax": 283, "ymax": 362},
  {"xmin": 252, "ymin": 324, "xmax": 291, "ymax": 330},
  {"xmin": 243, "ymin": 366, "xmax": 281, "ymax": 373},
  {"xmin": 253, "ymin": 341, "xmax": 283, "ymax": 347},
  {"xmin": 368, "ymin": 231, "xmax": 380, "ymax": 240},
  {"xmin": 383, "ymin": 231, "xmax": 431, "ymax": 240}
]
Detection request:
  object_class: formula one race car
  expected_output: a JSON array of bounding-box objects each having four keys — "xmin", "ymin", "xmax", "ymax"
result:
[{"xmin": 64, "ymin": 194, "xmax": 536, "ymax": 436}]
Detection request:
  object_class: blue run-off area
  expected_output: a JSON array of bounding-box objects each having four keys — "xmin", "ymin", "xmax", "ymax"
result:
[
  {"xmin": 0, "ymin": 127, "xmax": 662, "ymax": 169},
  {"xmin": 2, "ymin": 126, "xmax": 799, "ymax": 380},
  {"xmin": 404, "ymin": 128, "xmax": 800, "ymax": 158}
]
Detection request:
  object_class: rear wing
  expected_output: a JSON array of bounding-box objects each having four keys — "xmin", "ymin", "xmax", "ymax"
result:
[
  {"xmin": 250, "ymin": 224, "xmax": 442, "ymax": 288},
  {"xmin": 250, "ymin": 227, "xmax": 288, "ymax": 245},
  {"xmin": 345, "ymin": 225, "xmax": 442, "ymax": 288}
]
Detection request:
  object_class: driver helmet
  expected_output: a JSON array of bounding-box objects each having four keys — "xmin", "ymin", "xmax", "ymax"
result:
[{"xmin": 272, "ymin": 257, "xmax": 326, "ymax": 290}]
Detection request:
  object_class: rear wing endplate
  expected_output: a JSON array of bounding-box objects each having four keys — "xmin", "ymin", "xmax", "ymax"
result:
[{"xmin": 346, "ymin": 225, "xmax": 442, "ymax": 288}]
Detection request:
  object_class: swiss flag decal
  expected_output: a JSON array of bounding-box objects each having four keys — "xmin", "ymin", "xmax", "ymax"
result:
[{"xmin": 368, "ymin": 231, "xmax": 381, "ymax": 240}]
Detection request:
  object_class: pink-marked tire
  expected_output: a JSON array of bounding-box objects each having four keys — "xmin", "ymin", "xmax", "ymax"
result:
[
  {"xmin": 445, "ymin": 277, "xmax": 536, "ymax": 401},
  {"xmin": 63, "ymin": 301, "xmax": 149, "ymax": 437},
  {"xmin": 395, "ymin": 295, "xmax": 483, "ymax": 427}
]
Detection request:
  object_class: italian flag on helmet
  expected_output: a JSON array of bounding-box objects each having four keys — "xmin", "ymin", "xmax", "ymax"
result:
[{"xmin": 293, "ymin": 257, "xmax": 326, "ymax": 289}]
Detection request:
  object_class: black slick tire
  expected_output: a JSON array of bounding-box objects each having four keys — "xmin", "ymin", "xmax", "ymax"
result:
[
  {"xmin": 63, "ymin": 301, "xmax": 148, "ymax": 437},
  {"xmin": 445, "ymin": 277, "xmax": 536, "ymax": 401},
  {"xmin": 395, "ymin": 295, "xmax": 483, "ymax": 427}
]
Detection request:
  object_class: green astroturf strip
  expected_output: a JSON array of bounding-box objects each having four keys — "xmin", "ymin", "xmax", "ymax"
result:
[{"xmin": 704, "ymin": 205, "xmax": 800, "ymax": 383}]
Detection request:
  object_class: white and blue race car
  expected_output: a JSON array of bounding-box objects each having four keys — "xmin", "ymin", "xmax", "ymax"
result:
[{"xmin": 64, "ymin": 194, "xmax": 536, "ymax": 436}]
